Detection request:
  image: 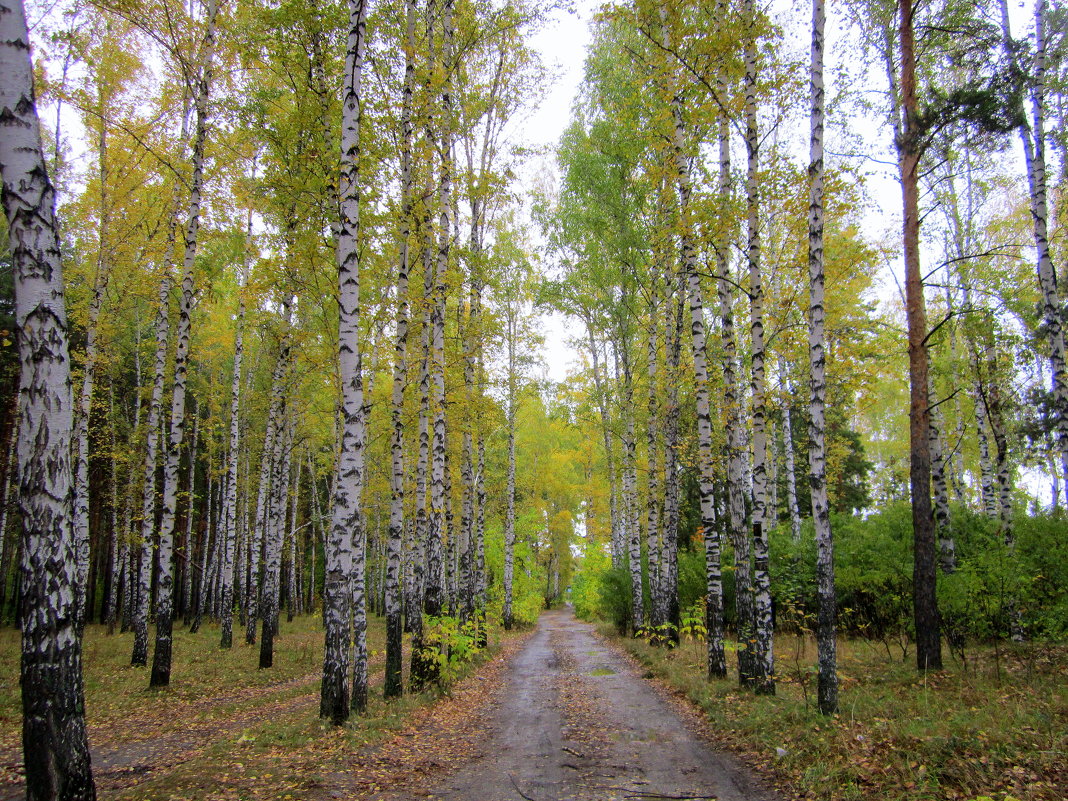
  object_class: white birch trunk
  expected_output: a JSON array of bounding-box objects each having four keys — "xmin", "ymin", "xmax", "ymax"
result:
[
  {"xmin": 104, "ymin": 385, "xmax": 120, "ymax": 631},
  {"xmin": 426, "ymin": 0, "xmax": 455, "ymax": 621},
  {"xmin": 808, "ymin": 0, "xmax": 838, "ymax": 714},
  {"xmin": 286, "ymin": 451, "xmax": 301, "ymax": 622},
  {"xmin": 661, "ymin": 252, "xmax": 684, "ymax": 642},
  {"xmin": 780, "ymin": 363, "xmax": 802, "ymax": 542},
  {"xmin": 386, "ymin": 0, "xmax": 415, "ymax": 693},
  {"xmin": 713, "ymin": 117, "xmax": 744, "ymax": 682},
  {"xmin": 182, "ymin": 402, "xmax": 200, "ymax": 625},
  {"xmin": 999, "ymin": 0, "xmax": 1068, "ymax": 493},
  {"xmin": 744, "ymin": 9, "xmax": 774, "ymax": 692},
  {"xmin": 645, "ymin": 274, "xmax": 662, "ymax": 631},
  {"xmin": 72, "ymin": 115, "xmax": 112, "ymax": 629},
  {"xmin": 322, "ymin": 0, "xmax": 368, "ymax": 724},
  {"xmin": 503, "ymin": 300, "xmax": 518, "ymax": 629},
  {"xmin": 2, "ymin": 0, "xmax": 96, "ymax": 788},
  {"xmin": 261, "ymin": 403, "xmax": 292, "ymax": 668},
  {"xmin": 621, "ymin": 341, "xmax": 643, "ymax": 633},
  {"xmin": 220, "ymin": 221, "xmax": 249, "ymax": 648},
  {"xmin": 132, "ymin": 269, "xmax": 171, "ymax": 667},
  {"xmin": 150, "ymin": 0, "xmax": 218, "ymax": 688},
  {"xmin": 661, "ymin": 7, "xmax": 725, "ymax": 674}
]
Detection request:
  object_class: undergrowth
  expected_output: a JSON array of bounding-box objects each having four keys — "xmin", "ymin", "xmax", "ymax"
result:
[{"xmin": 611, "ymin": 626, "xmax": 1067, "ymax": 801}]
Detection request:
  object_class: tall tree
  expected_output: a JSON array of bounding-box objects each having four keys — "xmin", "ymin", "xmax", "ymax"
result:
[
  {"xmin": 897, "ymin": 0, "xmax": 941, "ymax": 672},
  {"xmin": 807, "ymin": 0, "xmax": 838, "ymax": 715},
  {"xmin": 1, "ymin": 0, "xmax": 96, "ymax": 793},
  {"xmin": 151, "ymin": 0, "xmax": 219, "ymax": 688},
  {"xmin": 321, "ymin": 0, "xmax": 369, "ymax": 724}
]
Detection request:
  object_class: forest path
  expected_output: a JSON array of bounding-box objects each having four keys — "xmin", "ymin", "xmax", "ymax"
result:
[{"xmin": 369, "ymin": 607, "xmax": 779, "ymax": 801}]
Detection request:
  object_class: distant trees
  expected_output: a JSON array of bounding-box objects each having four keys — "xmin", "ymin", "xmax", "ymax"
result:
[{"xmin": 5, "ymin": 0, "xmax": 1068, "ymax": 789}]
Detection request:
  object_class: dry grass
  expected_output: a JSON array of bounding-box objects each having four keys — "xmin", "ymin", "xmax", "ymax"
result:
[{"xmin": 613, "ymin": 628, "xmax": 1068, "ymax": 801}]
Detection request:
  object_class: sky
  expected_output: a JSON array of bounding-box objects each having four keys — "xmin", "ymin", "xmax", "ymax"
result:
[{"xmin": 518, "ymin": 0, "xmax": 602, "ymax": 384}]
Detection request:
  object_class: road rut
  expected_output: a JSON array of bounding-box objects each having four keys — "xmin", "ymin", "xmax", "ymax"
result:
[{"xmin": 381, "ymin": 607, "xmax": 778, "ymax": 801}]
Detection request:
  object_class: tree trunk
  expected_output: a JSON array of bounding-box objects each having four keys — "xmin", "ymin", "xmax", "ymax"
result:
[
  {"xmin": 286, "ymin": 448, "xmax": 301, "ymax": 623},
  {"xmin": 1, "ymin": 0, "xmax": 96, "ymax": 790},
  {"xmin": 151, "ymin": 0, "xmax": 218, "ymax": 687},
  {"xmin": 645, "ymin": 273, "xmax": 662, "ymax": 632},
  {"xmin": 661, "ymin": 246, "xmax": 684, "ymax": 644},
  {"xmin": 322, "ymin": 0, "xmax": 368, "ymax": 724},
  {"xmin": 808, "ymin": 0, "xmax": 838, "ymax": 714},
  {"xmin": 780, "ymin": 363, "xmax": 802, "ymax": 542},
  {"xmin": 621, "ymin": 340, "xmax": 643, "ymax": 633},
  {"xmin": 1000, "ymin": 0, "xmax": 1068, "ymax": 494},
  {"xmin": 220, "ymin": 222, "xmax": 249, "ymax": 648},
  {"xmin": 661, "ymin": 6, "xmax": 725, "ymax": 675},
  {"xmin": 72, "ymin": 120, "xmax": 112, "ymax": 630},
  {"xmin": 260, "ymin": 388, "xmax": 292, "ymax": 669},
  {"xmin": 426, "ymin": 0, "xmax": 455, "ymax": 623},
  {"xmin": 181, "ymin": 402, "xmax": 200, "ymax": 625},
  {"xmin": 744, "ymin": 3, "xmax": 774, "ymax": 693},
  {"xmin": 386, "ymin": 0, "xmax": 415, "ymax": 698},
  {"xmin": 898, "ymin": 0, "xmax": 941, "ymax": 672},
  {"xmin": 503, "ymin": 299, "xmax": 519, "ymax": 629}
]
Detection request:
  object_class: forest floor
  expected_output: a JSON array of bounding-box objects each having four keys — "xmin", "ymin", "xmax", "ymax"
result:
[
  {"xmin": 0, "ymin": 613, "xmax": 525, "ymax": 800},
  {"xmin": 0, "ymin": 608, "xmax": 783, "ymax": 801},
  {"xmin": 4, "ymin": 611, "xmax": 1060, "ymax": 801},
  {"xmin": 613, "ymin": 624, "xmax": 1068, "ymax": 801}
]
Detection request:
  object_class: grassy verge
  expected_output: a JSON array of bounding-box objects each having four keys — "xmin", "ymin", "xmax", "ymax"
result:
[
  {"xmin": 0, "ymin": 614, "xmax": 524, "ymax": 800},
  {"xmin": 609, "ymin": 627, "xmax": 1067, "ymax": 801}
]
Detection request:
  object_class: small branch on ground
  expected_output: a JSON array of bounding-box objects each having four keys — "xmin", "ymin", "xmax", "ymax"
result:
[{"xmin": 509, "ymin": 772, "xmax": 537, "ymax": 801}]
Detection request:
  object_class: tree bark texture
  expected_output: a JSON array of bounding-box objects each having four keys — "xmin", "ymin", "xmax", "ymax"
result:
[
  {"xmin": 808, "ymin": 0, "xmax": 839, "ymax": 714},
  {"xmin": 1, "ymin": 0, "xmax": 96, "ymax": 792},
  {"xmin": 150, "ymin": 0, "xmax": 218, "ymax": 687},
  {"xmin": 322, "ymin": 0, "xmax": 368, "ymax": 724},
  {"xmin": 898, "ymin": 0, "xmax": 942, "ymax": 672}
]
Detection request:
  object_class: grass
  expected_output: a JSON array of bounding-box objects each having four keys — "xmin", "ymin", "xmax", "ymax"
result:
[
  {"xmin": 0, "ymin": 612, "xmax": 520, "ymax": 800},
  {"xmin": 609, "ymin": 627, "xmax": 1067, "ymax": 801}
]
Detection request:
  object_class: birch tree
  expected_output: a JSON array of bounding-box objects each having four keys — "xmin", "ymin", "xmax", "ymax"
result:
[
  {"xmin": 807, "ymin": 0, "xmax": 838, "ymax": 714},
  {"xmin": 321, "ymin": 0, "xmax": 368, "ymax": 725},
  {"xmin": 385, "ymin": 0, "xmax": 417, "ymax": 699},
  {"xmin": 150, "ymin": 0, "xmax": 219, "ymax": 688},
  {"xmin": 1, "ymin": 0, "xmax": 96, "ymax": 792}
]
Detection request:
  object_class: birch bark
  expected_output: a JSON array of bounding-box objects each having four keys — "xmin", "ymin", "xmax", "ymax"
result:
[
  {"xmin": 1, "ymin": 0, "xmax": 96, "ymax": 790},
  {"xmin": 219, "ymin": 220, "xmax": 249, "ymax": 648},
  {"xmin": 808, "ymin": 0, "xmax": 838, "ymax": 714},
  {"xmin": 744, "ymin": 2, "xmax": 774, "ymax": 692},
  {"xmin": 150, "ymin": 0, "xmax": 219, "ymax": 687},
  {"xmin": 321, "ymin": 0, "xmax": 369, "ymax": 724},
  {"xmin": 660, "ymin": 6, "xmax": 725, "ymax": 675},
  {"xmin": 72, "ymin": 110, "xmax": 112, "ymax": 629},
  {"xmin": 999, "ymin": 0, "xmax": 1068, "ymax": 492},
  {"xmin": 386, "ymin": 0, "xmax": 416, "ymax": 697},
  {"xmin": 780, "ymin": 363, "xmax": 802, "ymax": 542}
]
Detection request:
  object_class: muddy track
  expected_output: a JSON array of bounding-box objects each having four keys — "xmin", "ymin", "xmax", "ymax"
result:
[{"xmin": 369, "ymin": 607, "xmax": 779, "ymax": 801}]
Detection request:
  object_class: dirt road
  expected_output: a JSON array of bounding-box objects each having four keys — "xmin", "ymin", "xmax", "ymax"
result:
[{"xmin": 379, "ymin": 607, "xmax": 778, "ymax": 801}]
